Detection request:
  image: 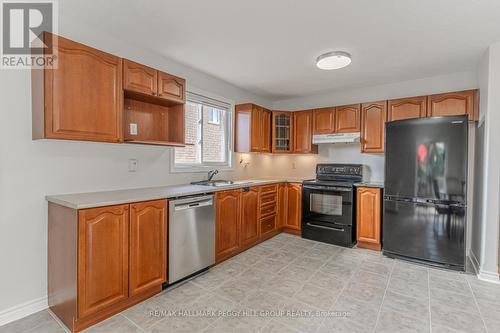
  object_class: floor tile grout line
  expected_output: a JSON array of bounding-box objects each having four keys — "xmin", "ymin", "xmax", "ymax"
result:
[
  {"xmin": 465, "ymin": 277, "xmax": 489, "ymax": 333},
  {"xmin": 47, "ymin": 308, "xmax": 71, "ymax": 333},
  {"xmin": 120, "ymin": 313, "xmax": 148, "ymax": 333},
  {"xmin": 371, "ymin": 260, "xmax": 395, "ymax": 333}
]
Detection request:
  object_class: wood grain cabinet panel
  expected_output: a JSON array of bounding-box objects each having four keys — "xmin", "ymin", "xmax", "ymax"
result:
[
  {"xmin": 277, "ymin": 183, "xmax": 288, "ymax": 229},
  {"xmin": 294, "ymin": 110, "xmax": 317, "ymax": 154},
  {"xmin": 235, "ymin": 104, "xmax": 272, "ymax": 153},
  {"xmin": 129, "ymin": 200, "xmax": 167, "ymax": 296},
  {"xmin": 388, "ymin": 96, "xmax": 427, "ymax": 121},
  {"xmin": 216, "ymin": 190, "xmax": 241, "ymax": 262},
  {"xmin": 32, "ymin": 33, "xmax": 123, "ymax": 143},
  {"xmin": 361, "ymin": 101, "xmax": 387, "ymax": 153},
  {"xmin": 77, "ymin": 205, "xmax": 129, "ymax": 318},
  {"xmin": 261, "ymin": 108, "xmax": 272, "ymax": 153},
  {"xmin": 286, "ymin": 184, "xmax": 302, "ymax": 231},
  {"xmin": 123, "ymin": 59, "xmax": 157, "ymax": 96},
  {"xmin": 313, "ymin": 107, "xmax": 335, "ymax": 134},
  {"xmin": 427, "ymin": 90, "xmax": 477, "ymax": 119},
  {"xmin": 335, "ymin": 104, "xmax": 361, "ymax": 133},
  {"xmin": 356, "ymin": 187, "xmax": 382, "ymax": 251},
  {"xmin": 250, "ymin": 106, "xmax": 263, "ymax": 152},
  {"xmin": 157, "ymin": 71, "xmax": 185, "ymax": 103},
  {"xmin": 240, "ymin": 188, "xmax": 260, "ymax": 248}
]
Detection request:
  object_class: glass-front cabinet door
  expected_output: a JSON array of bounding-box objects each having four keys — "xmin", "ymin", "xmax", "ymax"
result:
[{"xmin": 272, "ymin": 111, "xmax": 293, "ymax": 153}]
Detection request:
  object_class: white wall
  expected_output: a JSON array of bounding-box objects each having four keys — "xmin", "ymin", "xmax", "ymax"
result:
[
  {"xmin": 471, "ymin": 43, "xmax": 500, "ymax": 282},
  {"xmin": 273, "ymin": 71, "xmax": 478, "ymax": 111}
]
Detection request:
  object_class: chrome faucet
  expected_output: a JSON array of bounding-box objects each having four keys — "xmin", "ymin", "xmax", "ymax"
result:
[{"xmin": 207, "ymin": 169, "xmax": 219, "ymax": 181}]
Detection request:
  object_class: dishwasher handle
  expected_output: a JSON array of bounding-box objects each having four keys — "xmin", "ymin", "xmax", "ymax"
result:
[{"xmin": 173, "ymin": 195, "xmax": 214, "ymax": 211}]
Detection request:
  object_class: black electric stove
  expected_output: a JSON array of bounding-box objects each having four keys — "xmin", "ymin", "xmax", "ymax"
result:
[{"xmin": 302, "ymin": 164, "xmax": 363, "ymax": 247}]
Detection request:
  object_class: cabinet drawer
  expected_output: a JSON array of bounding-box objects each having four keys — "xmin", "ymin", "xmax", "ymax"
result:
[
  {"xmin": 259, "ymin": 184, "xmax": 278, "ymax": 194},
  {"xmin": 261, "ymin": 215, "xmax": 276, "ymax": 234},
  {"xmin": 260, "ymin": 192, "xmax": 277, "ymax": 205},
  {"xmin": 260, "ymin": 202, "xmax": 277, "ymax": 217}
]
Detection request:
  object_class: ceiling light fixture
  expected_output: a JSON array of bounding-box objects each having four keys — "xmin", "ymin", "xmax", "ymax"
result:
[{"xmin": 316, "ymin": 51, "xmax": 352, "ymax": 70}]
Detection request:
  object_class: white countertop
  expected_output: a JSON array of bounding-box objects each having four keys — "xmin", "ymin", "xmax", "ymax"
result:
[{"xmin": 46, "ymin": 178, "xmax": 306, "ymax": 210}]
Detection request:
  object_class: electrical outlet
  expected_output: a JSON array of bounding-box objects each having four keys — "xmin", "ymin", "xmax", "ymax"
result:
[
  {"xmin": 129, "ymin": 123, "xmax": 138, "ymax": 135},
  {"xmin": 128, "ymin": 159, "xmax": 138, "ymax": 172}
]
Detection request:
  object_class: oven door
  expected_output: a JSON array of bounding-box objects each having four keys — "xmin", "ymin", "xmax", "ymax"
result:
[{"xmin": 302, "ymin": 184, "xmax": 353, "ymax": 226}]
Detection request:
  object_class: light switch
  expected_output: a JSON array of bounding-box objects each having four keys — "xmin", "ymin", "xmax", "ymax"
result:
[
  {"xmin": 129, "ymin": 123, "xmax": 138, "ymax": 135},
  {"xmin": 129, "ymin": 159, "xmax": 138, "ymax": 172}
]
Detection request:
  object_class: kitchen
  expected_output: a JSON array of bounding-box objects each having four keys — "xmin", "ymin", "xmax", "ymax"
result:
[{"xmin": 1, "ymin": 1, "xmax": 500, "ymax": 333}]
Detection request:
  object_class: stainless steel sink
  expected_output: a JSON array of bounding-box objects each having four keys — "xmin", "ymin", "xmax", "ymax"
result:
[{"xmin": 191, "ymin": 180, "xmax": 252, "ymax": 187}]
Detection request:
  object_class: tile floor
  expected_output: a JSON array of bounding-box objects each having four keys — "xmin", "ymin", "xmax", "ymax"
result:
[{"xmin": 1, "ymin": 234, "xmax": 499, "ymax": 333}]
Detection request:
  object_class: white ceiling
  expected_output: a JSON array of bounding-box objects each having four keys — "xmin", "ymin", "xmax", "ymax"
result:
[{"xmin": 61, "ymin": 0, "xmax": 500, "ymax": 100}]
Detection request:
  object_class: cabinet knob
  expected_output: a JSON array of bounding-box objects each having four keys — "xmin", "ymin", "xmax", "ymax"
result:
[{"xmin": 152, "ymin": 92, "xmax": 156, "ymax": 96}]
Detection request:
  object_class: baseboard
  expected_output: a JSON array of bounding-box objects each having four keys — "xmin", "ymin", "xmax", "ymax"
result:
[
  {"xmin": 0, "ymin": 296, "xmax": 48, "ymax": 327},
  {"xmin": 469, "ymin": 250, "xmax": 480, "ymax": 275},
  {"xmin": 478, "ymin": 269, "xmax": 500, "ymax": 284}
]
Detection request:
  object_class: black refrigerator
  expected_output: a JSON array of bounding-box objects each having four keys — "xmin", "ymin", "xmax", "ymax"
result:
[{"xmin": 383, "ymin": 115, "xmax": 467, "ymax": 271}]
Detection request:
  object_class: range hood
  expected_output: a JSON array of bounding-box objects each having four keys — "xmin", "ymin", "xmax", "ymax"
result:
[{"xmin": 312, "ymin": 132, "xmax": 360, "ymax": 144}]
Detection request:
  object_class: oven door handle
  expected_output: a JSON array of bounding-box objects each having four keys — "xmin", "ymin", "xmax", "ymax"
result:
[
  {"xmin": 306, "ymin": 222, "xmax": 345, "ymax": 232},
  {"xmin": 303, "ymin": 185, "xmax": 352, "ymax": 192}
]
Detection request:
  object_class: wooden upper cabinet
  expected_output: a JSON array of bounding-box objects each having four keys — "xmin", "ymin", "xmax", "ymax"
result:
[
  {"xmin": 361, "ymin": 101, "xmax": 387, "ymax": 153},
  {"xmin": 286, "ymin": 184, "xmax": 302, "ymax": 231},
  {"xmin": 32, "ymin": 33, "xmax": 123, "ymax": 143},
  {"xmin": 335, "ymin": 104, "xmax": 361, "ymax": 133},
  {"xmin": 388, "ymin": 96, "xmax": 427, "ymax": 122},
  {"xmin": 356, "ymin": 187, "xmax": 382, "ymax": 251},
  {"xmin": 272, "ymin": 111, "xmax": 294, "ymax": 153},
  {"xmin": 129, "ymin": 200, "xmax": 167, "ymax": 296},
  {"xmin": 157, "ymin": 71, "xmax": 185, "ymax": 103},
  {"xmin": 427, "ymin": 90, "xmax": 477, "ymax": 120},
  {"xmin": 77, "ymin": 204, "xmax": 129, "ymax": 318},
  {"xmin": 240, "ymin": 187, "xmax": 260, "ymax": 248},
  {"xmin": 294, "ymin": 110, "xmax": 317, "ymax": 154},
  {"xmin": 123, "ymin": 59, "xmax": 157, "ymax": 96},
  {"xmin": 216, "ymin": 190, "xmax": 241, "ymax": 262},
  {"xmin": 235, "ymin": 104, "xmax": 272, "ymax": 153},
  {"xmin": 313, "ymin": 107, "xmax": 335, "ymax": 134},
  {"xmin": 261, "ymin": 108, "xmax": 272, "ymax": 153}
]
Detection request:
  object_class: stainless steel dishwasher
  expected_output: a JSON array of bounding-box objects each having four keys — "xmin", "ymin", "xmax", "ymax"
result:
[{"xmin": 168, "ymin": 194, "xmax": 215, "ymax": 284}]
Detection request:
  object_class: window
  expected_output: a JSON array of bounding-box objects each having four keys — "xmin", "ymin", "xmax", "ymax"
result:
[
  {"xmin": 173, "ymin": 93, "xmax": 232, "ymax": 171},
  {"xmin": 207, "ymin": 108, "xmax": 221, "ymax": 125}
]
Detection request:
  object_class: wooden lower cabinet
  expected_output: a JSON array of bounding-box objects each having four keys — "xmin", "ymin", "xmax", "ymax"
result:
[
  {"xmin": 277, "ymin": 183, "xmax": 288, "ymax": 228},
  {"xmin": 48, "ymin": 200, "xmax": 167, "ymax": 332},
  {"xmin": 240, "ymin": 187, "xmax": 260, "ymax": 248},
  {"xmin": 356, "ymin": 187, "xmax": 382, "ymax": 251},
  {"xmin": 285, "ymin": 184, "xmax": 302, "ymax": 233},
  {"xmin": 129, "ymin": 200, "xmax": 167, "ymax": 296},
  {"xmin": 216, "ymin": 190, "xmax": 241, "ymax": 262}
]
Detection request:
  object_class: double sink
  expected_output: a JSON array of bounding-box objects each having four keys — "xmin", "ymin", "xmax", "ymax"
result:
[{"xmin": 190, "ymin": 180, "xmax": 253, "ymax": 187}]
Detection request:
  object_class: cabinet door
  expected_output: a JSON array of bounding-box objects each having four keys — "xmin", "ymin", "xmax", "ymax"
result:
[
  {"xmin": 44, "ymin": 34, "xmax": 123, "ymax": 142},
  {"xmin": 123, "ymin": 59, "xmax": 157, "ymax": 96},
  {"xmin": 78, "ymin": 205, "xmax": 129, "ymax": 318},
  {"xmin": 294, "ymin": 110, "xmax": 316, "ymax": 153},
  {"xmin": 277, "ymin": 183, "xmax": 288, "ymax": 228},
  {"xmin": 361, "ymin": 101, "xmax": 387, "ymax": 153},
  {"xmin": 129, "ymin": 200, "xmax": 167, "ymax": 296},
  {"xmin": 250, "ymin": 106, "xmax": 263, "ymax": 152},
  {"xmin": 335, "ymin": 104, "xmax": 361, "ymax": 133},
  {"xmin": 356, "ymin": 188, "xmax": 381, "ymax": 250},
  {"xmin": 261, "ymin": 108, "xmax": 272, "ymax": 153},
  {"xmin": 157, "ymin": 71, "xmax": 185, "ymax": 103},
  {"xmin": 272, "ymin": 112, "xmax": 293, "ymax": 153},
  {"xmin": 313, "ymin": 107, "xmax": 335, "ymax": 134},
  {"xmin": 216, "ymin": 190, "xmax": 241, "ymax": 261},
  {"xmin": 240, "ymin": 188, "xmax": 260, "ymax": 247},
  {"xmin": 388, "ymin": 97, "xmax": 427, "ymax": 121},
  {"xmin": 427, "ymin": 90, "xmax": 476, "ymax": 119},
  {"xmin": 286, "ymin": 184, "xmax": 302, "ymax": 230}
]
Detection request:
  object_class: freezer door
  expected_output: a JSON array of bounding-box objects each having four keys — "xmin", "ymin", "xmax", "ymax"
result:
[
  {"xmin": 383, "ymin": 199, "xmax": 465, "ymax": 268},
  {"xmin": 385, "ymin": 116, "xmax": 468, "ymax": 202}
]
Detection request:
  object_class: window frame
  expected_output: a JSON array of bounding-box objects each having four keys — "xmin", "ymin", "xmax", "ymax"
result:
[
  {"xmin": 207, "ymin": 107, "xmax": 221, "ymax": 125},
  {"xmin": 170, "ymin": 91, "xmax": 234, "ymax": 173}
]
